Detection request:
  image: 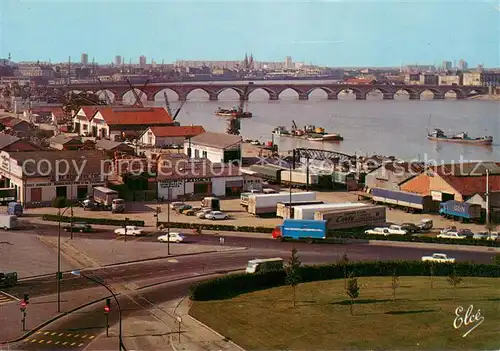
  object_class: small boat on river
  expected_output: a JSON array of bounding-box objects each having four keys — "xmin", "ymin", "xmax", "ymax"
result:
[
  {"xmin": 215, "ymin": 107, "xmax": 252, "ymax": 118},
  {"xmin": 427, "ymin": 129, "xmax": 493, "ymax": 145},
  {"xmin": 273, "ymin": 122, "xmax": 343, "ymax": 142}
]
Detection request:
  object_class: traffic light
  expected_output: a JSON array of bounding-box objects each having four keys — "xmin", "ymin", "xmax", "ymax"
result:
[
  {"xmin": 104, "ymin": 298, "xmax": 111, "ymax": 314},
  {"xmin": 23, "ymin": 293, "xmax": 29, "ymax": 305}
]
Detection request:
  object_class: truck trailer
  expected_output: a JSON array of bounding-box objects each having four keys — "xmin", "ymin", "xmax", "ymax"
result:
[
  {"xmin": 272, "ymin": 219, "xmax": 327, "ymax": 241},
  {"xmin": 280, "ymin": 169, "xmax": 319, "ymax": 188},
  {"xmin": 84, "ymin": 187, "xmax": 125, "ymax": 213},
  {"xmin": 276, "ymin": 200, "xmax": 324, "ymax": 219},
  {"xmin": 294, "ymin": 202, "xmax": 368, "ymax": 220},
  {"xmin": 439, "ymin": 200, "xmax": 481, "ymax": 223},
  {"xmin": 247, "ymin": 192, "xmax": 316, "ymax": 216},
  {"xmin": 314, "ymin": 205, "xmax": 387, "ymax": 230},
  {"xmin": 371, "ymin": 188, "xmax": 434, "ymax": 213},
  {"xmin": 249, "ymin": 164, "xmax": 285, "ymax": 184}
]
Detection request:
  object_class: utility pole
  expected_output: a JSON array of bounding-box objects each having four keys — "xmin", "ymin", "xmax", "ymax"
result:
[
  {"xmin": 289, "ymin": 149, "xmax": 293, "ymax": 218},
  {"xmin": 167, "ymin": 188, "xmax": 171, "ymax": 255},
  {"xmin": 486, "ymin": 169, "xmax": 490, "ymax": 233}
]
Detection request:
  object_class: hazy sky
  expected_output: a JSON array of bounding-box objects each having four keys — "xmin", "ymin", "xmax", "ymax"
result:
[{"xmin": 0, "ymin": 0, "xmax": 499, "ymax": 67}]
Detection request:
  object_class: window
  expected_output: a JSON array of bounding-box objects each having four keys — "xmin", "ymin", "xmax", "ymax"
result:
[
  {"xmin": 195, "ymin": 149, "xmax": 200, "ymax": 158},
  {"xmin": 202, "ymin": 151, "xmax": 207, "ymax": 158},
  {"xmin": 148, "ymin": 137, "xmax": 153, "ymax": 145}
]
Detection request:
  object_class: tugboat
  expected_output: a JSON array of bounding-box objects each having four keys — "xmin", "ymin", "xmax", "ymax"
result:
[
  {"xmin": 427, "ymin": 129, "xmax": 493, "ymax": 145},
  {"xmin": 215, "ymin": 83, "xmax": 252, "ymax": 118},
  {"xmin": 272, "ymin": 121, "xmax": 343, "ymax": 142},
  {"xmin": 215, "ymin": 106, "xmax": 252, "ymax": 118}
]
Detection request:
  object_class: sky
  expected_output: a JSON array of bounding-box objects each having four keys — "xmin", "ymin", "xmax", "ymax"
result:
[{"xmin": 0, "ymin": 0, "xmax": 499, "ymax": 67}]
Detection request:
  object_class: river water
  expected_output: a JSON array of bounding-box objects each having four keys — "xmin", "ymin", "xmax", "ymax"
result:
[{"xmin": 140, "ymin": 88, "xmax": 499, "ymax": 164}]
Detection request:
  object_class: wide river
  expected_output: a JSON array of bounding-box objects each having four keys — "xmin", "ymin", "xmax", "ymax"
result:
[{"xmin": 137, "ymin": 87, "xmax": 499, "ymax": 164}]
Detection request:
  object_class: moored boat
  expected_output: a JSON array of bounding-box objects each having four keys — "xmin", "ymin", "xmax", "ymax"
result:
[
  {"xmin": 215, "ymin": 107, "xmax": 252, "ymax": 118},
  {"xmin": 427, "ymin": 129, "xmax": 493, "ymax": 145},
  {"xmin": 307, "ymin": 133, "xmax": 344, "ymax": 142},
  {"xmin": 272, "ymin": 122, "xmax": 343, "ymax": 142}
]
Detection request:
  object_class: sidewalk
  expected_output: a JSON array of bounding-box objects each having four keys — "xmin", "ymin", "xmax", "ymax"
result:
[{"xmin": 87, "ymin": 298, "xmax": 244, "ymax": 351}]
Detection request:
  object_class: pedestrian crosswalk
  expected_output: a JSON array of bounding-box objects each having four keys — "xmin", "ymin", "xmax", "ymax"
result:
[
  {"xmin": 22, "ymin": 331, "xmax": 96, "ymax": 349},
  {"xmin": 0, "ymin": 291, "xmax": 19, "ymax": 305}
]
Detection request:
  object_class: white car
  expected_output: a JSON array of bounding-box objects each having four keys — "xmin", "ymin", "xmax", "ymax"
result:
[
  {"xmin": 388, "ymin": 225, "xmax": 408, "ymax": 235},
  {"xmin": 364, "ymin": 228, "xmax": 390, "ymax": 236},
  {"xmin": 440, "ymin": 226, "xmax": 457, "ymax": 235},
  {"xmin": 473, "ymin": 232, "xmax": 499, "ymax": 241},
  {"xmin": 196, "ymin": 208, "xmax": 213, "ymax": 219},
  {"xmin": 170, "ymin": 202, "xmax": 186, "ymax": 210},
  {"xmin": 114, "ymin": 226, "xmax": 144, "ymax": 236},
  {"xmin": 157, "ymin": 232, "xmax": 185, "ymax": 243},
  {"xmin": 205, "ymin": 211, "xmax": 229, "ymax": 220},
  {"xmin": 421, "ymin": 253, "xmax": 455, "ymax": 263},
  {"xmin": 437, "ymin": 231, "xmax": 466, "ymax": 239}
]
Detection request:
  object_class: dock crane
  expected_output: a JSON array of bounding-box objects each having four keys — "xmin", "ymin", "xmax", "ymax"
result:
[
  {"xmin": 126, "ymin": 78, "xmax": 150, "ymax": 107},
  {"xmin": 97, "ymin": 78, "xmax": 112, "ymax": 105},
  {"xmin": 163, "ymin": 91, "xmax": 187, "ymax": 122}
]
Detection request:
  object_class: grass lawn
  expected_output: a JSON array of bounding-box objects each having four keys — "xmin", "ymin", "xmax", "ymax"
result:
[{"xmin": 190, "ymin": 276, "xmax": 500, "ymax": 350}]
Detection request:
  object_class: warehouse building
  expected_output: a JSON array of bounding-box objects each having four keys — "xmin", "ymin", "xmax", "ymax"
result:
[
  {"xmin": 157, "ymin": 154, "xmax": 244, "ymax": 200},
  {"xmin": 0, "ymin": 150, "xmax": 110, "ymax": 207},
  {"xmin": 184, "ymin": 132, "xmax": 242, "ymax": 164}
]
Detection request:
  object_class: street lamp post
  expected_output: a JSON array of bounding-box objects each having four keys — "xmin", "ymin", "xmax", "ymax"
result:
[
  {"xmin": 71, "ymin": 270, "xmax": 125, "ymax": 351},
  {"xmin": 57, "ymin": 204, "xmax": 74, "ymax": 313}
]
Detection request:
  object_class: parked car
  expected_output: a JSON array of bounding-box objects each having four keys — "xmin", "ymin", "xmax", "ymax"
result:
[
  {"xmin": 177, "ymin": 205, "xmax": 192, "ymax": 214},
  {"xmin": 205, "ymin": 211, "xmax": 229, "ymax": 220},
  {"xmin": 157, "ymin": 232, "xmax": 186, "ymax": 243},
  {"xmin": 387, "ymin": 225, "xmax": 408, "ymax": 235},
  {"xmin": 170, "ymin": 202, "xmax": 186, "ymax": 210},
  {"xmin": 473, "ymin": 232, "xmax": 499, "ymax": 240},
  {"xmin": 114, "ymin": 226, "xmax": 144, "ymax": 236},
  {"xmin": 184, "ymin": 207, "xmax": 201, "ymax": 216},
  {"xmin": 196, "ymin": 208, "xmax": 213, "ymax": 219},
  {"xmin": 421, "ymin": 253, "xmax": 455, "ymax": 263},
  {"xmin": 401, "ymin": 223, "xmax": 420, "ymax": 234},
  {"xmin": 62, "ymin": 222, "xmax": 92, "ymax": 233},
  {"xmin": 417, "ymin": 219, "xmax": 434, "ymax": 231},
  {"xmin": 364, "ymin": 228, "xmax": 391, "ymax": 236},
  {"xmin": 440, "ymin": 226, "xmax": 457, "ymax": 235},
  {"xmin": 437, "ymin": 231, "xmax": 466, "ymax": 239}
]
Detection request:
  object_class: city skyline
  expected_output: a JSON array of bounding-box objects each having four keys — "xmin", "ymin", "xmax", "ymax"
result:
[{"xmin": 0, "ymin": 0, "xmax": 499, "ymax": 67}]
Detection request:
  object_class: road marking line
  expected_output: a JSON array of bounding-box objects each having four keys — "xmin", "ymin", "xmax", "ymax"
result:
[
  {"xmin": 70, "ymin": 342, "xmax": 76, "ymax": 346},
  {"xmin": 44, "ymin": 332, "xmax": 49, "ymax": 335},
  {"xmin": 36, "ymin": 331, "xmax": 42, "ymax": 335},
  {"xmin": 74, "ymin": 334, "xmax": 80, "ymax": 337},
  {"xmin": 51, "ymin": 332, "xmax": 57, "ymax": 336},
  {"xmin": 46, "ymin": 340, "xmax": 52, "ymax": 344},
  {"xmin": 55, "ymin": 341, "xmax": 61, "ymax": 345},
  {"xmin": 0, "ymin": 291, "xmax": 20, "ymax": 301},
  {"xmin": 89, "ymin": 335, "xmax": 95, "ymax": 339},
  {"xmin": 66, "ymin": 333, "xmax": 72, "ymax": 337},
  {"xmin": 78, "ymin": 343, "xmax": 84, "ymax": 347},
  {"xmin": 38, "ymin": 340, "xmax": 45, "ymax": 343},
  {"xmin": 58, "ymin": 333, "xmax": 64, "ymax": 336},
  {"xmin": 62, "ymin": 341, "xmax": 68, "ymax": 346},
  {"xmin": 81, "ymin": 335, "xmax": 87, "ymax": 338},
  {"xmin": 31, "ymin": 339, "xmax": 37, "ymax": 343}
]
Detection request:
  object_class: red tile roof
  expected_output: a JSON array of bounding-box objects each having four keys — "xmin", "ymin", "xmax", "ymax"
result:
[
  {"xmin": 96, "ymin": 107, "xmax": 173, "ymax": 125},
  {"xmin": 431, "ymin": 162, "xmax": 500, "ymax": 197},
  {"xmin": 149, "ymin": 126, "xmax": 205, "ymax": 138}
]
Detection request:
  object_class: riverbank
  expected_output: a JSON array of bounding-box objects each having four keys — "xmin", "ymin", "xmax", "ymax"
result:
[{"xmin": 469, "ymin": 94, "xmax": 500, "ymax": 100}]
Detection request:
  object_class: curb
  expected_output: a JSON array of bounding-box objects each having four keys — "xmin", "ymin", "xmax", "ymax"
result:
[
  {"xmin": 1, "ymin": 270, "xmax": 242, "ymax": 345},
  {"xmin": 367, "ymin": 240, "xmax": 500, "ymax": 253}
]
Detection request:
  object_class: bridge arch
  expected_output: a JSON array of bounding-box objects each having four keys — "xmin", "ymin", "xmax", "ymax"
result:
[
  {"xmin": 215, "ymin": 87, "xmax": 244, "ymax": 100},
  {"xmin": 443, "ymin": 88, "xmax": 465, "ymax": 99},
  {"xmin": 184, "ymin": 87, "xmax": 212, "ymax": 100},
  {"xmin": 420, "ymin": 88, "xmax": 439, "ymax": 99},
  {"xmin": 278, "ymin": 87, "xmax": 303, "ymax": 99},
  {"xmin": 247, "ymin": 87, "xmax": 279, "ymax": 100},
  {"xmin": 96, "ymin": 89, "xmax": 116, "ymax": 102},
  {"xmin": 336, "ymin": 87, "xmax": 363, "ymax": 100},
  {"xmin": 152, "ymin": 88, "xmax": 180, "ymax": 101},
  {"xmin": 306, "ymin": 87, "xmax": 334, "ymax": 99},
  {"xmin": 121, "ymin": 88, "xmax": 148, "ymax": 104}
]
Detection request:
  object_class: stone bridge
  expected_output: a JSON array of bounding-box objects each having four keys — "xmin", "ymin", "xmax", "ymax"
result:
[{"xmin": 44, "ymin": 82, "xmax": 488, "ymax": 101}]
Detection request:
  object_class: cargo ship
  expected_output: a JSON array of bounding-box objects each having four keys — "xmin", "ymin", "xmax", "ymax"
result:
[
  {"xmin": 427, "ymin": 129, "xmax": 493, "ymax": 145},
  {"xmin": 273, "ymin": 122, "xmax": 343, "ymax": 142}
]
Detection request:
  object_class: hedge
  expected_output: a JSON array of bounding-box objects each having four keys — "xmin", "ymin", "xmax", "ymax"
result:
[
  {"xmin": 158, "ymin": 221, "xmax": 274, "ymax": 233},
  {"xmin": 41, "ymin": 214, "xmax": 145, "ymax": 227},
  {"xmin": 189, "ymin": 260, "xmax": 500, "ymax": 301}
]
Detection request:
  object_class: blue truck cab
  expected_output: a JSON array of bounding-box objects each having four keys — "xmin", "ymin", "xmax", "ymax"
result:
[
  {"xmin": 7, "ymin": 202, "xmax": 23, "ymax": 216},
  {"xmin": 272, "ymin": 219, "xmax": 327, "ymax": 241}
]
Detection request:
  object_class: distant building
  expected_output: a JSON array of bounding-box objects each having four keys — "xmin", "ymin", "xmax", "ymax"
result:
[
  {"xmin": 438, "ymin": 75, "xmax": 461, "ymax": 85},
  {"xmin": 441, "ymin": 61, "xmax": 452, "ymax": 71},
  {"xmin": 139, "ymin": 56, "xmax": 147, "ymax": 69},
  {"xmin": 184, "ymin": 131, "xmax": 242, "ymax": 164},
  {"xmin": 81, "ymin": 53, "xmax": 89, "ymax": 65},
  {"xmin": 458, "ymin": 59, "xmax": 468, "ymax": 71},
  {"xmin": 115, "ymin": 55, "xmax": 122, "ymax": 66},
  {"xmin": 285, "ymin": 56, "xmax": 293, "ymax": 69},
  {"xmin": 462, "ymin": 72, "xmax": 482, "ymax": 86}
]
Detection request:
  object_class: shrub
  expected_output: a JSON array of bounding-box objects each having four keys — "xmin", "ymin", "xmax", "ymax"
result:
[
  {"xmin": 51, "ymin": 197, "xmax": 68, "ymax": 208},
  {"xmin": 189, "ymin": 261, "xmax": 499, "ymax": 301},
  {"xmin": 42, "ymin": 214, "xmax": 145, "ymax": 227}
]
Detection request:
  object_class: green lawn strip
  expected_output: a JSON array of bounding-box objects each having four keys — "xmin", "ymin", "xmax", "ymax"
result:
[{"xmin": 190, "ymin": 277, "xmax": 500, "ymax": 350}]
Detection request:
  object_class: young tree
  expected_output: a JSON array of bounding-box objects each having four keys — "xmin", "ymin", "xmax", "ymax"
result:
[
  {"xmin": 341, "ymin": 253, "xmax": 349, "ymax": 290},
  {"xmin": 391, "ymin": 269, "xmax": 400, "ymax": 302},
  {"xmin": 285, "ymin": 247, "xmax": 302, "ymax": 307},
  {"xmin": 429, "ymin": 262, "xmax": 435, "ymax": 289},
  {"xmin": 345, "ymin": 272, "xmax": 360, "ymax": 315},
  {"xmin": 447, "ymin": 267, "xmax": 463, "ymax": 301},
  {"xmin": 495, "ymin": 253, "xmax": 500, "ymax": 266}
]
